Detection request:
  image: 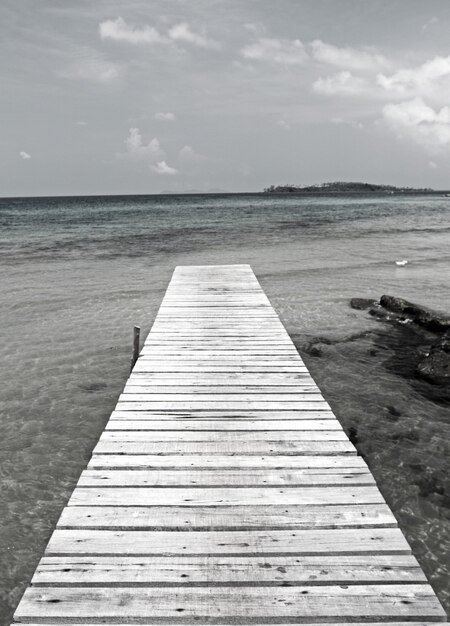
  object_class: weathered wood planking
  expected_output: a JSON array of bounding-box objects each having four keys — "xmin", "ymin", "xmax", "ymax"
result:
[
  {"xmin": 77, "ymin": 468, "xmax": 377, "ymax": 486},
  {"xmin": 57, "ymin": 503, "xmax": 398, "ymax": 530},
  {"xmin": 32, "ymin": 554, "xmax": 426, "ymax": 586},
  {"xmin": 87, "ymin": 454, "xmax": 371, "ymax": 469},
  {"xmin": 91, "ymin": 440, "xmax": 356, "ymax": 455},
  {"xmin": 106, "ymin": 412, "xmax": 340, "ymax": 432},
  {"xmin": 15, "ymin": 586, "xmax": 446, "ymax": 621},
  {"xmin": 12, "ymin": 264, "xmax": 447, "ymax": 626},
  {"xmin": 45, "ymin": 527, "xmax": 412, "ymax": 555}
]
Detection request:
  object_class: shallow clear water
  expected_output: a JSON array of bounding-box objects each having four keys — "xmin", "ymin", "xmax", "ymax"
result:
[{"xmin": 0, "ymin": 193, "xmax": 449, "ymax": 623}]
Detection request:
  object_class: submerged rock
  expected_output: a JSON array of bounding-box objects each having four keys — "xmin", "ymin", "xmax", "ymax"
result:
[
  {"xmin": 380, "ymin": 295, "xmax": 450, "ymax": 333},
  {"xmin": 368, "ymin": 304, "xmax": 396, "ymax": 321},
  {"xmin": 350, "ymin": 298, "xmax": 377, "ymax": 310},
  {"xmin": 416, "ymin": 332, "xmax": 450, "ymax": 384},
  {"xmin": 350, "ymin": 294, "xmax": 450, "ymax": 390}
]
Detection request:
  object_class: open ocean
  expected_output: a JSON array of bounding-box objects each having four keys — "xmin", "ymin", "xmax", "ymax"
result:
[{"xmin": 0, "ymin": 192, "xmax": 449, "ymax": 624}]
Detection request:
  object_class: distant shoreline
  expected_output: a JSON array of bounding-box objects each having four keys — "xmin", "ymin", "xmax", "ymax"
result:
[
  {"xmin": 2, "ymin": 189, "xmax": 450, "ymax": 201},
  {"xmin": 263, "ymin": 181, "xmax": 450, "ymax": 196},
  {"xmin": 263, "ymin": 189, "xmax": 450, "ymax": 196}
]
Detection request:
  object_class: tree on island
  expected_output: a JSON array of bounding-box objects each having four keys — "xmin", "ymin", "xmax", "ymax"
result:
[{"xmin": 263, "ymin": 181, "xmax": 434, "ymax": 193}]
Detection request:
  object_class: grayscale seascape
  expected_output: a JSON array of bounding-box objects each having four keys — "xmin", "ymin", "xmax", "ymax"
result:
[{"xmin": 0, "ymin": 192, "xmax": 449, "ymax": 624}]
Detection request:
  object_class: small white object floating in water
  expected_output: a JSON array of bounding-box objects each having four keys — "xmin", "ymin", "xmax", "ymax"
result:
[{"xmin": 395, "ymin": 259, "xmax": 408, "ymax": 266}]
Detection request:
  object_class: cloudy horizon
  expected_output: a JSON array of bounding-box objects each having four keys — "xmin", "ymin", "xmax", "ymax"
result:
[{"xmin": 3, "ymin": 0, "xmax": 450, "ymax": 196}]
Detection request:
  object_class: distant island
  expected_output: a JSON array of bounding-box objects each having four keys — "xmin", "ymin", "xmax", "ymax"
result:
[{"xmin": 263, "ymin": 181, "xmax": 441, "ymax": 194}]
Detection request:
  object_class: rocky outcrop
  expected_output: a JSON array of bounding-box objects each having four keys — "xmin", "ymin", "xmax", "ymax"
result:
[
  {"xmin": 351, "ymin": 294, "xmax": 450, "ymax": 386},
  {"xmin": 380, "ymin": 295, "xmax": 450, "ymax": 333},
  {"xmin": 350, "ymin": 298, "xmax": 377, "ymax": 310},
  {"xmin": 416, "ymin": 332, "xmax": 450, "ymax": 384}
]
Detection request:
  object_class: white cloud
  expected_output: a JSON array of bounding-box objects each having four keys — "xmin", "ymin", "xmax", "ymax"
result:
[
  {"xmin": 151, "ymin": 160, "xmax": 178, "ymax": 175},
  {"xmin": 19, "ymin": 151, "xmax": 31, "ymax": 160},
  {"xmin": 99, "ymin": 17, "xmax": 218, "ymax": 50},
  {"xmin": 331, "ymin": 117, "xmax": 364, "ymax": 130},
  {"xmin": 99, "ymin": 17, "xmax": 167, "ymax": 44},
  {"xmin": 240, "ymin": 36, "xmax": 387, "ymax": 70},
  {"xmin": 422, "ymin": 17, "xmax": 438, "ymax": 31},
  {"xmin": 382, "ymin": 98, "xmax": 450, "ymax": 150},
  {"xmin": 178, "ymin": 145, "xmax": 207, "ymax": 162},
  {"xmin": 118, "ymin": 127, "xmax": 164, "ymax": 161},
  {"xmin": 118, "ymin": 128, "xmax": 180, "ymax": 173},
  {"xmin": 60, "ymin": 58, "xmax": 120, "ymax": 83},
  {"xmin": 154, "ymin": 112, "xmax": 176, "ymax": 121},
  {"xmin": 313, "ymin": 71, "xmax": 368, "ymax": 96},
  {"xmin": 167, "ymin": 23, "xmax": 219, "ymax": 49},
  {"xmin": 429, "ymin": 160, "xmax": 437, "ymax": 168},
  {"xmin": 240, "ymin": 37, "xmax": 307, "ymax": 65},
  {"xmin": 243, "ymin": 23, "xmax": 266, "ymax": 35},
  {"xmin": 276, "ymin": 119, "xmax": 291, "ymax": 130},
  {"xmin": 377, "ymin": 55, "xmax": 450, "ymax": 97},
  {"xmin": 311, "ymin": 39, "xmax": 388, "ymax": 71}
]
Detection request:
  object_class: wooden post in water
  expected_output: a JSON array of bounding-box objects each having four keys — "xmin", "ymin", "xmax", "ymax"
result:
[{"xmin": 130, "ymin": 325, "xmax": 140, "ymax": 372}]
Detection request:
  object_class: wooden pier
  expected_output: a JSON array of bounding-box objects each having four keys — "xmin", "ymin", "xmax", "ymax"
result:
[{"xmin": 13, "ymin": 264, "xmax": 447, "ymax": 625}]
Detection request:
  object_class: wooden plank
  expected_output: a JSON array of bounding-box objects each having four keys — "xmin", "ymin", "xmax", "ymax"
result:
[
  {"xmin": 127, "ymin": 374, "xmax": 316, "ymax": 383},
  {"xmin": 149, "ymin": 326, "xmax": 286, "ymax": 331},
  {"xmin": 16, "ymin": 585, "xmax": 446, "ymax": 622},
  {"xmin": 158, "ymin": 305, "xmax": 275, "ymax": 310},
  {"xmin": 149, "ymin": 322, "xmax": 286, "ymax": 328},
  {"xmin": 114, "ymin": 401, "xmax": 331, "ymax": 410},
  {"xmin": 162, "ymin": 295, "xmax": 270, "ymax": 298},
  {"xmin": 91, "ymin": 440, "xmax": 355, "ymax": 455},
  {"xmin": 87, "ymin": 454, "xmax": 366, "ymax": 469},
  {"xmin": 143, "ymin": 339, "xmax": 295, "ymax": 344},
  {"xmin": 17, "ymin": 619, "xmax": 448, "ymax": 626},
  {"xmin": 45, "ymin": 528, "xmax": 411, "ymax": 555},
  {"xmin": 156, "ymin": 306, "xmax": 279, "ymax": 316},
  {"xmin": 135, "ymin": 360, "xmax": 307, "ymax": 366},
  {"xmin": 132, "ymin": 366, "xmax": 311, "ymax": 373},
  {"xmin": 77, "ymin": 468, "xmax": 376, "ymax": 487},
  {"xmin": 149, "ymin": 318, "xmax": 283, "ymax": 323},
  {"xmin": 121, "ymin": 385, "xmax": 320, "ymax": 393},
  {"xmin": 105, "ymin": 419, "xmax": 341, "ymax": 430},
  {"xmin": 146, "ymin": 329, "xmax": 290, "ymax": 334},
  {"xmin": 109, "ymin": 410, "xmax": 337, "ymax": 420},
  {"xmin": 57, "ymin": 503, "xmax": 398, "ymax": 530},
  {"xmin": 98, "ymin": 430, "xmax": 348, "ymax": 442},
  {"xmin": 146, "ymin": 330, "xmax": 291, "ymax": 335},
  {"xmin": 140, "ymin": 349, "xmax": 301, "ymax": 355},
  {"xmin": 32, "ymin": 554, "xmax": 424, "ymax": 586},
  {"xmin": 118, "ymin": 393, "xmax": 326, "ymax": 402},
  {"xmin": 138, "ymin": 355, "xmax": 303, "ymax": 360},
  {"xmin": 147, "ymin": 347, "xmax": 300, "ymax": 352},
  {"xmin": 68, "ymin": 486, "xmax": 383, "ymax": 507}
]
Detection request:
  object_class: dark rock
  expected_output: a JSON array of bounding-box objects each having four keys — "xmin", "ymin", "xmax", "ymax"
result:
[
  {"xmin": 301, "ymin": 336, "xmax": 333, "ymax": 358},
  {"xmin": 305, "ymin": 345, "xmax": 323, "ymax": 357},
  {"xmin": 436, "ymin": 331, "xmax": 450, "ymax": 354},
  {"xmin": 415, "ymin": 472, "xmax": 445, "ymax": 498},
  {"xmin": 347, "ymin": 426, "xmax": 358, "ymax": 445},
  {"xmin": 386, "ymin": 405, "xmax": 402, "ymax": 417},
  {"xmin": 78, "ymin": 382, "xmax": 108, "ymax": 392},
  {"xmin": 380, "ymin": 295, "xmax": 450, "ymax": 333},
  {"xmin": 416, "ymin": 332, "xmax": 450, "ymax": 384},
  {"xmin": 368, "ymin": 305, "xmax": 392, "ymax": 321},
  {"xmin": 409, "ymin": 462, "xmax": 426, "ymax": 473},
  {"xmin": 350, "ymin": 298, "xmax": 377, "ymax": 310}
]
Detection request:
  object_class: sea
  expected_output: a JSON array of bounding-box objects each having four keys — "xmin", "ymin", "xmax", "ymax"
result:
[{"xmin": 0, "ymin": 192, "xmax": 449, "ymax": 623}]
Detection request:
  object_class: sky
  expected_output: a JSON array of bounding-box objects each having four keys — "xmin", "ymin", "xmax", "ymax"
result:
[{"xmin": 3, "ymin": 0, "xmax": 450, "ymax": 196}]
